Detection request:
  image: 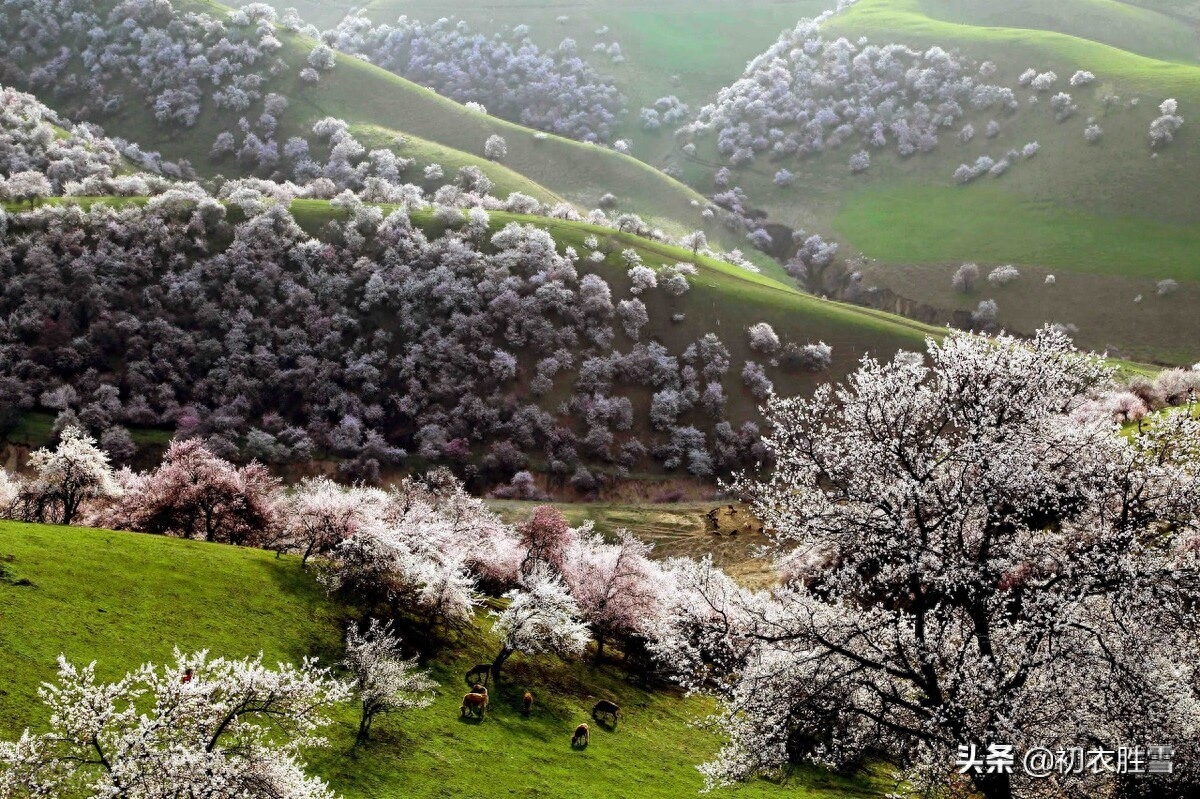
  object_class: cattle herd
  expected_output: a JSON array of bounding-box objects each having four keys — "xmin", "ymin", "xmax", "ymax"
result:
[{"xmin": 463, "ymin": 666, "xmax": 619, "ymax": 747}]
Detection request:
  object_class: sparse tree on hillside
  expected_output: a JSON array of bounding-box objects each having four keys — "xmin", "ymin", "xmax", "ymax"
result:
[
  {"xmin": 781, "ymin": 342, "xmax": 832, "ymax": 372},
  {"xmin": 987, "ymin": 264, "xmax": 1020, "ymax": 286},
  {"xmin": 680, "ymin": 230, "xmax": 707, "ymax": 260},
  {"xmin": 308, "ymin": 43, "xmax": 337, "ymax": 71},
  {"xmin": 952, "ymin": 262, "xmax": 979, "ymax": 293},
  {"xmin": 344, "ymin": 619, "xmax": 436, "ymax": 744},
  {"xmin": 21, "ymin": 426, "xmax": 119, "ymax": 525},
  {"xmin": 490, "ymin": 566, "xmax": 590, "ymax": 680},
  {"xmin": 971, "ymin": 298, "xmax": 999, "ymax": 330},
  {"xmin": 484, "ymin": 135, "xmax": 508, "ymax": 161},
  {"xmin": 747, "ymin": 322, "xmax": 780, "ymax": 354},
  {"xmin": 0, "ymin": 650, "xmax": 350, "ymax": 798},
  {"xmin": 1151, "ymin": 99, "xmax": 1185, "ymax": 148}
]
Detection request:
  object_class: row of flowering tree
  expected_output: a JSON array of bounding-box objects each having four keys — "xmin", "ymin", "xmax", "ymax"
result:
[{"xmin": 1, "ymin": 430, "xmax": 676, "ymax": 676}]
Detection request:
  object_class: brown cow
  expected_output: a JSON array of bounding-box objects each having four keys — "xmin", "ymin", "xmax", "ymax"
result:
[
  {"xmin": 522, "ymin": 691, "xmax": 533, "ymax": 715},
  {"xmin": 592, "ymin": 700, "xmax": 620, "ymax": 723},
  {"xmin": 572, "ymin": 723, "xmax": 589, "ymax": 747},
  {"xmin": 460, "ymin": 692, "xmax": 488, "ymax": 718}
]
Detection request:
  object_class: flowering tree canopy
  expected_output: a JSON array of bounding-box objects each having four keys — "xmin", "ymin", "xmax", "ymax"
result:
[
  {"xmin": 490, "ymin": 565, "xmax": 590, "ymax": 679},
  {"xmin": 0, "ymin": 650, "xmax": 350, "ymax": 799},
  {"xmin": 565, "ymin": 531, "xmax": 664, "ymax": 658},
  {"xmin": 105, "ymin": 439, "xmax": 279, "ymax": 545},
  {"xmin": 657, "ymin": 327, "xmax": 1200, "ymax": 799},
  {"xmin": 22, "ymin": 425, "xmax": 119, "ymax": 525},
  {"xmin": 344, "ymin": 619, "xmax": 436, "ymax": 743}
]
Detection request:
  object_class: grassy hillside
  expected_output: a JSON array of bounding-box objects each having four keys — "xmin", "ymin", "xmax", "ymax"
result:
[
  {"xmin": 0, "ymin": 521, "xmax": 886, "ymax": 798},
  {"xmin": 625, "ymin": 0, "xmax": 1200, "ymax": 363},
  {"xmin": 295, "ymin": 0, "xmax": 832, "ymax": 155},
  {"xmin": 73, "ymin": 0, "xmax": 751, "ymax": 252},
  {"xmin": 916, "ymin": 0, "xmax": 1200, "ymax": 63}
]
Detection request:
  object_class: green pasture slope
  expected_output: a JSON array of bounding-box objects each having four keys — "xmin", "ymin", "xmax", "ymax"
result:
[
  {"xmin": 822, "ymin": 0, "xmax": 1200, "ymax": 226},
  {"xmin": 0, "ymin": 521, "xmax": 887, "ymax": 799},
  {"xmin": 643, "ymin": 0, "xmax": 1200, "ymax": 363}
]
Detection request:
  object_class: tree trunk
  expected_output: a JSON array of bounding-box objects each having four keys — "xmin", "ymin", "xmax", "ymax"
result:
[
  {"xmin": 61, "ymin": 494, "xmax": 77, "ymax": 526},
  {"xmin": 356, "ymin": 709, "xmax": 372, "ymax": 745},
  {"xmin": 491, "ymin": 647, "xmax": 513, "ymax": 681},
  {"xmin": 973, "ymin": 771, "xmax": 1013, "ymax": 799},
  {"xmin": 594, "ymin": 635, "xmax": 605, "ymax": 663}
]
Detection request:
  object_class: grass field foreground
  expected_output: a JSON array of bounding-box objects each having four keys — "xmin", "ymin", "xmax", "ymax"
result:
[{"xmin": 0, "ymin": 522, "xmax": 888, "ymax": 799}]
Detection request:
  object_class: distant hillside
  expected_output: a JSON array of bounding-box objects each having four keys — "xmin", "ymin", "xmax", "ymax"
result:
[
  {"xmin": 0, "ymin": 0, "xmax": 751, "ymax": 251},
  {"xmin": 248, "ymin": 0, "xmax": 1200, "ymax": 364},
  {"xmin": 0, "ymin": 195, "xmax": 935, "ymax": 488},
  {"xmin": 638, "ymin": 0, "xmax": 1200, "ymax": 364}
]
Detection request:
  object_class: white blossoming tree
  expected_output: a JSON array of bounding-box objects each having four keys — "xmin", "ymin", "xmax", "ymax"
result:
[
  {"xmin": 658, "ymin": 328, "xmax": 1200, "ymax": 799},
  {"xmin": 564, "ymin": 531, "xmax": 665, "ymax": 660},
  {"xmin": 344, "ymin": 619, "xmax": 437, "ymax": 744},
  {"xmin": 23, "ymin": 425, "xmax": 120, "ymax": 525},
  {"xmin": 275, "ymin": 477, "xmax": 389, "ymax": 565},
  {"xmin": 0, "ymin": 650, "xmax": 351, "ymax": 798},
  {"xmin": 490, "ymin": 565, "xmax": 590, "ymax": 680}
]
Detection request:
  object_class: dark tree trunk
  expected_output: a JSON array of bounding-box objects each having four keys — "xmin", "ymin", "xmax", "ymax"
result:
[
  {"xmin": 491, "ymin": 647, "xmax": 513, "ymax": 681},
  {"xmin": 356, "ymin": 709, "xmax": 373, "ymax": 744},
  {"xmin": 974, "ymin": 771, "xmax": 1013, "ymax": 799}
]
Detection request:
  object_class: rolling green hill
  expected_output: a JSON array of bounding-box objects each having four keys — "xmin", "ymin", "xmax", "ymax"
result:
[
  {"xmin": 0, "ymin": 521, "xmax": 886, "ymax": 799},
  {"xmin": 610, "ymin": 0, "xmax": 1200, "ymax": 364},
  {"xmin": 815, "ymin": 0, "xmax": 1200, "ymax": 364},
  {"xmin": 75, "ymin": 0, "xmax": 751, "ymax": 251}
]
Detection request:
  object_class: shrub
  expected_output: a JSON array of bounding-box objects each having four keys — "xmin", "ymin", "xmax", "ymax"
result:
[{"xmin": 987, "ymin": 265, "xmax": 1020, "ymax": 286}]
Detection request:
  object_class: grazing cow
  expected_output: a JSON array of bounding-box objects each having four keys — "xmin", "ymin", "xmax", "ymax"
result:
[
  {"xmin": 465, "ymin": 663, "xmax": 491, "ymax": 685},
  {"xmin": 572, "ymin": 723, "xmax": 589, "ymax": 747},
  {"xmin": 460, "ymin": 692, "xmax": 488, "ymax": 718},
  {"xmin": 522, "ymin": 692, "xmax": 533, "ymax": 714},
  {"xmin": 705, "ymin": 507, "xmax": 721, "ymax": 532},
  {"xmin": 592, "ymin": 700, "xmax": 620, "ymax": 723}
]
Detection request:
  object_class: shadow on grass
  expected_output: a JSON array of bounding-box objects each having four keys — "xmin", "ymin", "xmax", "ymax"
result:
[{"xmin": 456, "ymin": 712, "xmax": 486, "ymax": 725}]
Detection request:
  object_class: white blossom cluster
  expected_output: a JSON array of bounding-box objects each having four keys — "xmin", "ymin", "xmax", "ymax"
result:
[
  {"xmin": 651, "ymin": 327, "xmax": 1200, "ymax": 798},
  {"xmin": 0, "ymin": 649, "xmax": 351, "ymax": 798},
  {"xmin": 682, "ymin": 12, "xmax": 1017, "ymax": 168},
  {"xmin": 323, "ymin": 13, "xmax": 625, "ymax": 142}
]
